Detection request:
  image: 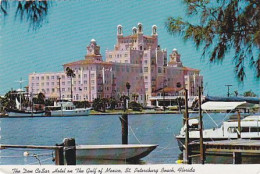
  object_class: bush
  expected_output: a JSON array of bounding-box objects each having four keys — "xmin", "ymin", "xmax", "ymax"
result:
[{"xmin": 129, "ymin": 101, "xmax": 142, "ymax": 110}]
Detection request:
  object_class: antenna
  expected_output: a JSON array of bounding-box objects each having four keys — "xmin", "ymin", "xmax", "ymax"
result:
[
  {"xmin": 15, "ymin": 77, "xmax": 26, "ymax": 90},
  {"xmin": 225, "ymin": 84, "xmax": 232, "ymax": 97}
]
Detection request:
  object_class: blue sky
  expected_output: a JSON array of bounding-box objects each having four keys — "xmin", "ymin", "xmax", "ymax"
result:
[{"xmin": 0, "ymin": 0, "xmax": 259, "ymax": 96}]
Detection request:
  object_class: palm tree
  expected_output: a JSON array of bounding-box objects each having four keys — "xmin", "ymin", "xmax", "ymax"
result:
[
  {"xmin": 66, "ymin": 67, "xmax": 76, "ymax": 101},
  {"xmin": 126, "ymin": 82, "xmax": 131, "ymax": 97}
]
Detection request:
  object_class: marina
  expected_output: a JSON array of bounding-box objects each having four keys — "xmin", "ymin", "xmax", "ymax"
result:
[{"xmin": 1, "ymin": 112, "xmax": 260, "ymax": 165}]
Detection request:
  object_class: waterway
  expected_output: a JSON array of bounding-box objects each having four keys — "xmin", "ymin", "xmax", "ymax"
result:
[{"xmin": 0, "ymin": 113, "xmax": 259, "ymax": 165}]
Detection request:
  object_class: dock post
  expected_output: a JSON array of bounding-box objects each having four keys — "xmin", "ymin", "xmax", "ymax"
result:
[
  {"xmin": 233, "ymin": 152, "xmax": 242, "ymax": 164},
  {"xmin": 64, "ymin": 138, "xmax": 76, "ymax": 165},
  {"xmin": 199, "ymin": 87, "xmax": 205, "ymax": 164},
  {"xmin": 121, "ymin": 113, "xmax": 128, "ymax": 144},
  {"xmin": 55, "ymin": 146, "xmax": 64, "ymax": 165},
  {"xmin": 184, "ymin": 89, "xmax": 191, "ymax": 164},
  {"xmin": 237, "ymin": 111, "xmax": 241, "ymax": 139}
]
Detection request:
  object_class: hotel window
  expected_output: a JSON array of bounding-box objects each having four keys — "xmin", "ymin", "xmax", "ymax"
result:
[
  {"xmin": 91, "ymin": 80, "xmax": 95, "ymax": 84},
  {"xmin": 52, "ymin": 88, "xmax": 55, "ymax": 92},
  {"xmin": 125, "ymin": 54, "xmax": 128, "ymax": 57},
  {"xmin": 62, "ymin": 82, "xmax": 65, "ymax": 85},
  {"xmin": 144, "ymin": 60, "xmax": 148, "ymax": 64},
  {"xmin": 41, "ymin": 82, "xmax": 44, "ymax": 86},
  {"xmin": 67, "ymin": 81, "xmax": 70, "ymax": 85},
  {"xmin": 32, "ymin": 77, "xmax": 34, "ymax": 80},
  {"xmin": 46, "ymin": 82, "xmax": 49, "ymax": 86},
  {"xmin": 84, "ymin": 74, "xmax": 87, "ymax": 78},
  {"xmin": 78, "ymin": 81, "xmax": 80, "ymax": 84},
  {"xmin": 32, "ymin": 83, "xmax": 34, "ymax": 86},
  {"xmin": 109, "ymin": 55, "xmax": 112, "ymax": 58},
  {"xmin": 46, "ymin": 88, "xmax": 49, "ymax": 92},
  {"xmin": 84, "ymin": 87, "xmax": 87, "ymax": 91},
  {"xmin": 74, "ymin": 87, "xmax": 76, "ymax": 91},
  {"xmin": 51, "ymin": 76, "xmax": 54, "ymax": 80},
  {"xmin": 36, "ymin": 76, "xmax": 39, "ymax": 80},
  {"xmin": 144, "ymin": 53, "xmax": 147, "ymax": 57},
  {"xmin": 46, "ymin": 76, "xmax": 49, "ymax": 80},
  {"xmin": 62, "ymin": 88, "xmax": 65, "ymax": 92},
  {"xmin": 78, "ymin": 74, "xmax": 80, "ymax": 78},
  {"xmin": 91, "ymin": 74, "xmax": 95, "ymax": 78},
  {"xmin": 145, "ymin": 88, "xmax": 148, "ymax": 92},
  {"xmin": 158, "ymin": 67, "xmax": 162, "ymax": 73},
  {"xmin": 84, "ymin": 80, "xmax": 87, "ymax": 84},
  {"xmin": 36, "ymin": 83, "xmax": 39, "ymax": 86},
  {"xmin": 57, "ymin": 82, "xmax": 59, "ymax": 85},
  {"xmin": 68, "ymin": 88, "xmax": 70, "ymax": 91},
  {"xmin": 125, "ymin": 60, "xmax": 128, "ymax": 63},
  {"xmin": 144, "ymin": 67, "xmax": 148, "ymax": 72},
  {"xmin": 41, "ymin": 76, "xmax": 44, "ymax": 80},
  {"xmin": 91, "ymin": 87, "xmax": 94, "ymax": 90},
  {"xmin": 51, "ymin": 82, "xmax": 54, "ymax": 85}
]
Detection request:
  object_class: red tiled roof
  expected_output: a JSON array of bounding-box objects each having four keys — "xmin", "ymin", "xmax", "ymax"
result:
[{"xmin": 63, "ymin": 59, "xmax": 112, "ymax": 66}]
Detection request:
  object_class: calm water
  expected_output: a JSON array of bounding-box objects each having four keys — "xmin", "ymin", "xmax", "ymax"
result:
[{"xmin": 0, "ymin": 113, "xmax": 259, "ymax": 165}]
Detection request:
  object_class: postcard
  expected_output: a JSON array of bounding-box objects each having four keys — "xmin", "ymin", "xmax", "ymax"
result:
[{"xmin": 0, "ymin": 0, "xmax": 259, "ymax": 173}]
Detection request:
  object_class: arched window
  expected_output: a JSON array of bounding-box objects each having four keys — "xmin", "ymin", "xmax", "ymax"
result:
[
  {"xmin": 132, "ymin": 27, "xmax": 137, "ymax": 34},
  {"xmin": 152, "ymin": 25, "xmax": 157, "ymax": 35},
  {"xmin": 117, "ymin": 25, "xmax": 123, "ymax": 35},
  {"xmin": 138, "ymin": 23, "xmax": 143, "ymax": 33}
]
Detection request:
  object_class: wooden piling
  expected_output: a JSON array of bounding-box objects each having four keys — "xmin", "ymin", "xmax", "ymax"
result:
[
  {"xmin": 233, "ymin": 152, "xmax": 242, "ymax": 164},
  {"xmin": 199, "ymin": 87, "xmax": 205, "ymax": 164},
  {"xmin": 237, "ymin": 111, "xmax": 241, "ymax": 139},
  {"xmin": 55, "ymin": 146, "xmax": 64, "ymax": 165},
  {"xmin": 63, "ymin": 138, "xmax": 76, "ymax": 165},
  {"xmin": 121, "ymin": 113, "xmax": 128, "ymax": 144},
  {"xmin": 184, "ymin": 89, "xmax": 191, "ymax": 164}
]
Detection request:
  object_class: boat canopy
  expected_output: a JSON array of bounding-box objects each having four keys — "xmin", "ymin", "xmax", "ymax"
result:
[{"xmin": 201, "ymin": 101, "xmax": 254, "ymax": 111}]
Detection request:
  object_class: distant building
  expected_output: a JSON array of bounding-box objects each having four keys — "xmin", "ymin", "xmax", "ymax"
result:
[{"xmin": 29, "ymin": 23, "xmax": 203, "ymax": 106}]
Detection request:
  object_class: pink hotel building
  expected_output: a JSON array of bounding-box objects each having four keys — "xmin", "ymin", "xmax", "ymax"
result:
[{"xmin": 29, "ymin": 23, "xmax": 203, "ymax": 106}]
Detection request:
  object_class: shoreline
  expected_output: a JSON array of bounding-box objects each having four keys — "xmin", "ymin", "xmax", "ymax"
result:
[{"xmin": 0, "ymin": 110, "xmax": 199, "ymax": 118}]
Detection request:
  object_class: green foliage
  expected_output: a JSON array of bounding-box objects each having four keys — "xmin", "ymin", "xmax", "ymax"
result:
[
  {"xmin": 92, "ymin": 98, "xmax": 109, "ymax": 112},
  {"xmin": 0, "ymin": 1, "xmax": 50, "ymax": 30},
  {"xmin": 109, "ymin": 97, "xmax": 118, "ymax": 110},
  {"xmin": 166, "ymin": 0, "xmax": 260, "ymax": 81},
  {"xmin": 243, "ymin": 90, "xmax": 257, "ymax": 97},
  {"xmin": 129, "ymin": 101, "xmax": 143, "ymax": 110},
  {"xmin": 73, "ymin": 101, "xmax": 90, "ymax": 108},
  {"xmin": 45, "ymin": 99, "xmax": 54, "ymax": 106},
  {"xmin": 66, "ymin": 67, "xmax": 75, "ymax": 100}
]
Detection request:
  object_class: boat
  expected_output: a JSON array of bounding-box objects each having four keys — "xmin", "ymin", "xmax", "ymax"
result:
[
  {"xmin": 76, "ymin": 144, "xmax": 158, "ymax": 161},
  {"xmin": 7, "ymin": 108, "xmax": 45, "ymax": 117},
  {"xmin": 45, "ymin": 99, "xmax": 91, "ymax": 116},
  {"xmin": 176, "ymin": 101, "xmax": 260, "ymax": 150},
  {"xmin": 7, "ymin": 89, "xmax": 45, "ymax": 117}
]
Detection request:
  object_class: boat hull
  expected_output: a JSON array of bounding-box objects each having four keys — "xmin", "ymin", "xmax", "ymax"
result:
[
  {"xmin": 76, "ymin": 144, "xmax": 158, "ymax": 160},
  {"xmin": 8, "ymin": 110, "xmax": 45, "ymax": 117},
  {"xmin": 47, "ymin": 108, "xmax": 91, "ymax": 116}
]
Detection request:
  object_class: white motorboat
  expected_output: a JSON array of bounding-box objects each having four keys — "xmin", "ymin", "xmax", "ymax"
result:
[
  {"xmin": 76, "ymin": 144, "xmax": 158, "ymax": 161},
  {"xmin": 45, "ymin": 100, "xmax": 90, "ymax": 116},
  {"xmin": 176, "ymin": 101, "xmax": 260, "ymax": 150}
]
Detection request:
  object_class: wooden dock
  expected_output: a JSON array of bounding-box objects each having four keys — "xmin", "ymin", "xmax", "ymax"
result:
[
  {"xmin": 203, "ymin": 139, "xmax": 260, "ymax": 154},
  {"xmin": 190, "ymin": 139, "xmax": 260, "ymax": 164}
]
